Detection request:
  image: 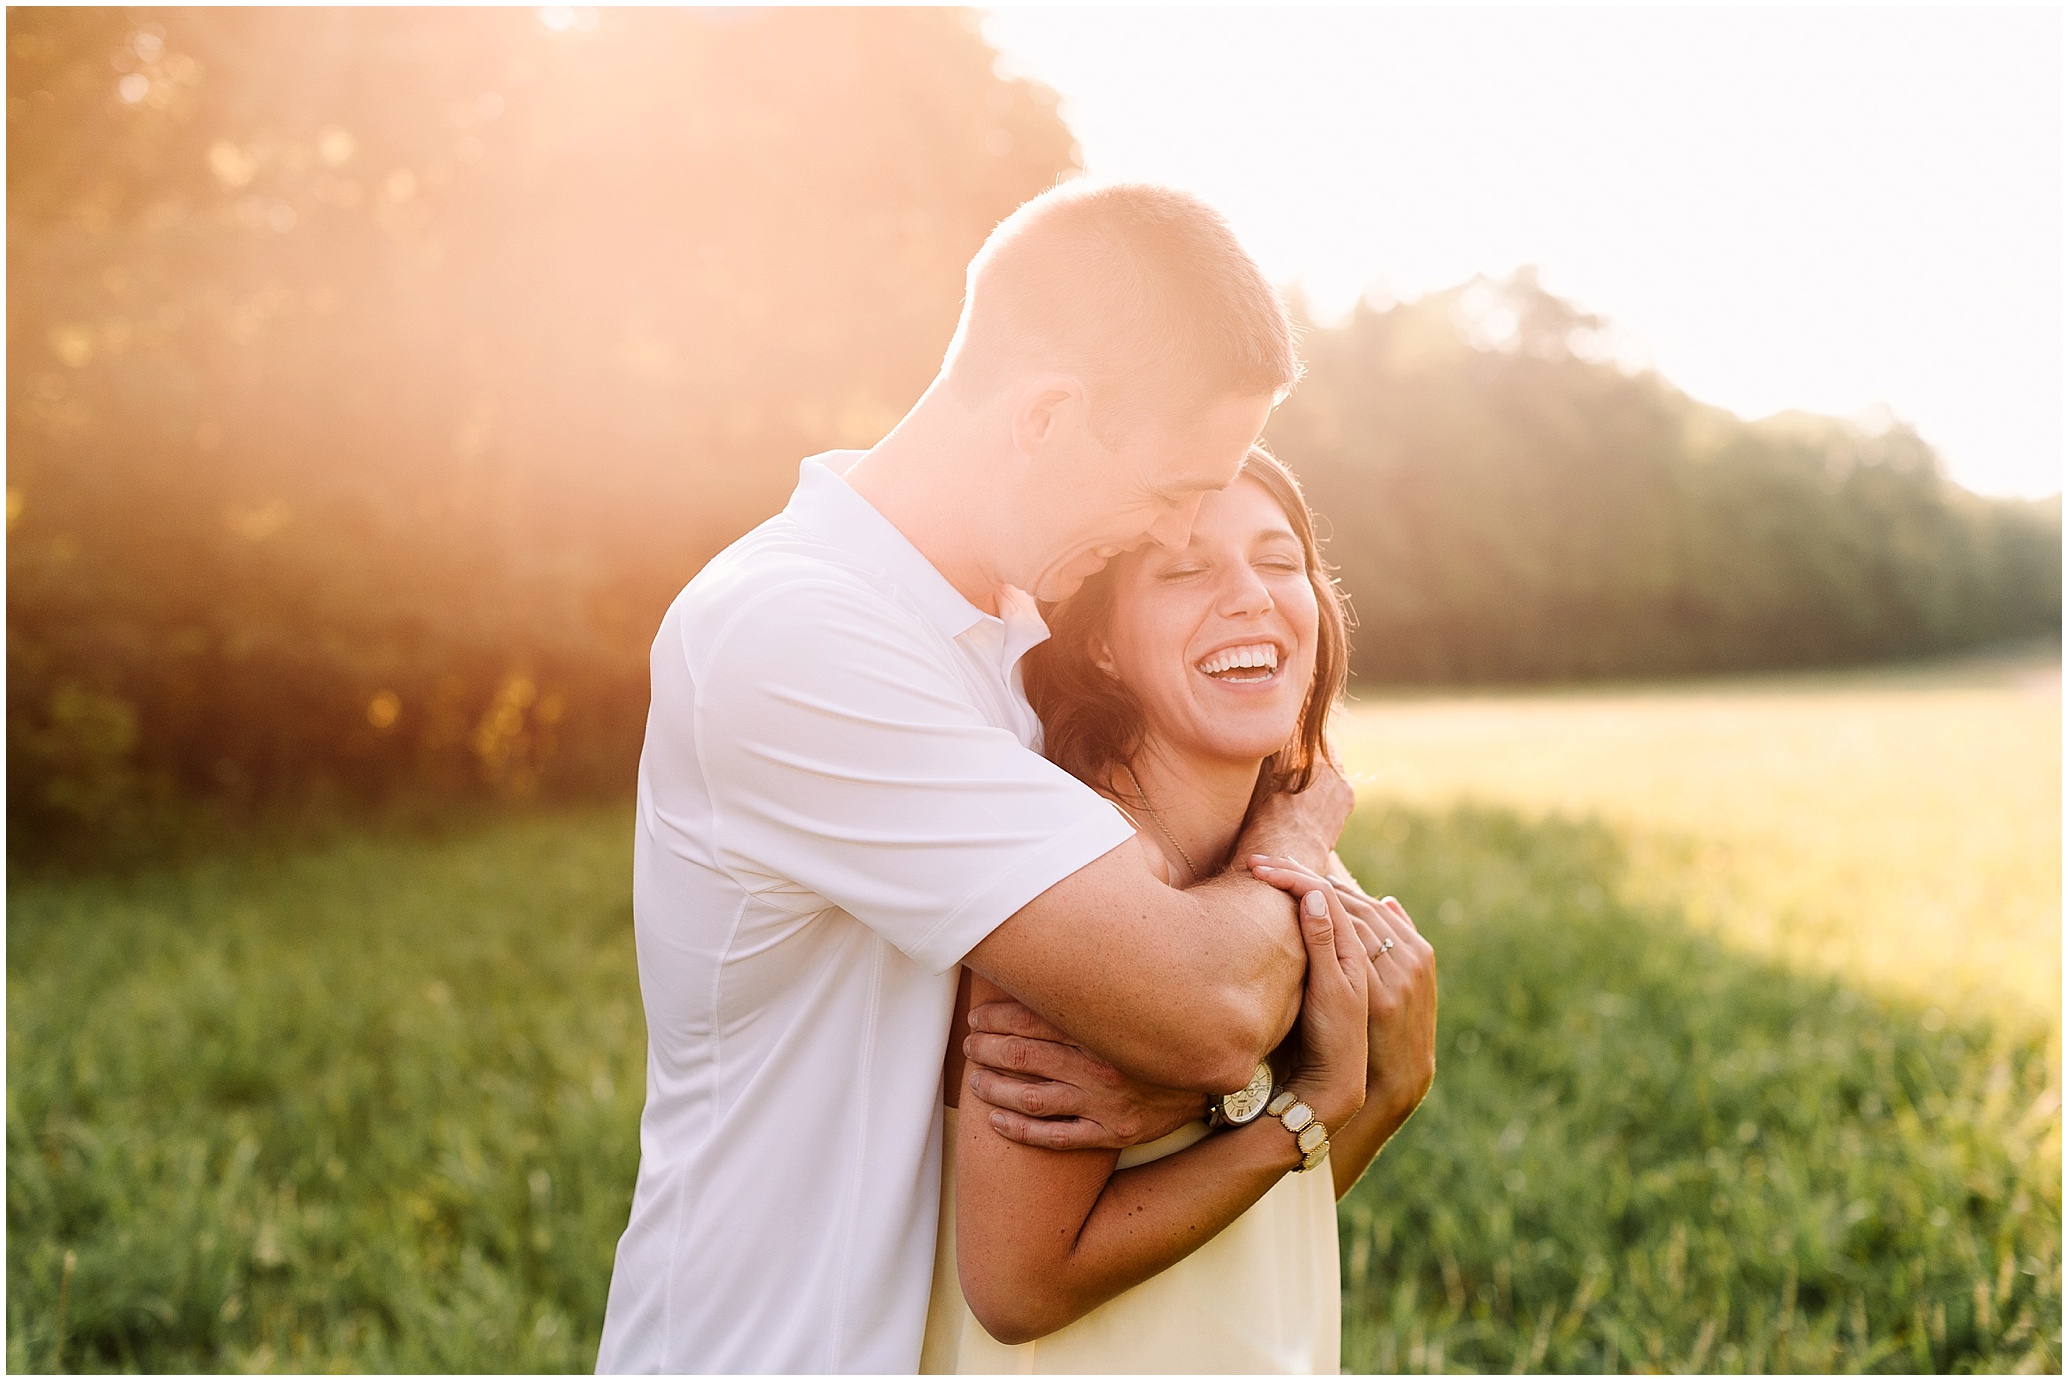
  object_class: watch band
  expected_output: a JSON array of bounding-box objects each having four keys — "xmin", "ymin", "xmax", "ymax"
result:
[{"xmin": 1267, "ymin": 1088, "xmax": 1330, "ymax": 1172}]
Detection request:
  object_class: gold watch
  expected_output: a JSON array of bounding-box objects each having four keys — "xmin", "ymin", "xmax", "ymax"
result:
[
  {"xmin": 1208, "ymin": 1061, "xmax": 1274, "ymax": 1129},
  {"xmin": 1267, "ymin": 1088, "xmax": 1331, "ymax": 1171}
]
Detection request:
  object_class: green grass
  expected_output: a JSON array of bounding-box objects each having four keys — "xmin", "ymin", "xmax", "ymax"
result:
[
  {"xmin": 1331, "ymin": 806, "xmax": 2059, "ymax": 1374},
  {"xmin": 7, "ymin": 812, "xmax": 645, "ymax": 1372},
  {"xmin": 8, "ymin": 801, "xmax": 2060, "ymax": 1371}
]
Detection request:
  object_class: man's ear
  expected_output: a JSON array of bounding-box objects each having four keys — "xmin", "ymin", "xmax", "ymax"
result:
[{"xmin": 1009, "ymin": 374, "xmax": 1089, "ymax": 461}]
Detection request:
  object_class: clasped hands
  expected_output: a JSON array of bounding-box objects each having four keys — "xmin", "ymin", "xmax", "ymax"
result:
[{"xmin": 966, "ymin": 857, "xmax": 1437, "ymax": 1153}]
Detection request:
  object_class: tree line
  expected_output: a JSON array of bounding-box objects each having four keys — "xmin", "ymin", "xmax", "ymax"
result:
[
  {"xmin": 7, "ymin": 8, "xmax": 2057, "ymax": 858},
  {"xmin": 1268, "ymin": 272, "xmax": 2058, "ymax": 683}
]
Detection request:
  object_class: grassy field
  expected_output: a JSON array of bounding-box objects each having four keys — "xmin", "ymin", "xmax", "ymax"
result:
[
  {"xmin": 8, "ymin": 653, "xmax": 2060, "ymax": 1371},
  {"xmin": 1330, "ymin": 806, "xmax": 2056, "ymax": 1373},
  {"xmin": 7, "ymin": 816, "xmax": 648, "ymax": 1372},
  {"xmin": 1332, "ymin": 643, "xmax": 2062, "ymax": 1032}
]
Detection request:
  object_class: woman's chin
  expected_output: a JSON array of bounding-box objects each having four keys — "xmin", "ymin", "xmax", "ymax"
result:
[
  {"xmin": 1140, "ymin": 674, "xmax": 1310, "ymax": 768},
  {"xmin": 1175, "ymin": 713, "xmax": 1303, "ymax": 769}
]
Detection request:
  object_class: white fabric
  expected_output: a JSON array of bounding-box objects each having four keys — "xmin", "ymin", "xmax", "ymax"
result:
[
  {"xmin": 920, "ymin": 1110, "xmax": 1342, "ymax": 1375},
  {"xmin": 596, "ymin": 454, "xmax": 1137, "ymax": 1374}
]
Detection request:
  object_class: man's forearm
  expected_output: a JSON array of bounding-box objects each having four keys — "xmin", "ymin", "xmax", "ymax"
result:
[
  {"xmin": 1189, "ymin": 871, "xmax": 1307, "ymax": 1067},
  {"xmin": 1041, "ymin": 874, "xmax": 1303, "ymax": 1093},
  {"xmin": 978, "ymin": 879, "xmax": 1303, "ymax": 1093},
  {"xmin": 966, "ymin": 839, "xmax": 1317, "ymax": 1095}
]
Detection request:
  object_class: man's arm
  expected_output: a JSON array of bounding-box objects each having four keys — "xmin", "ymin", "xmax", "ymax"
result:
[
  {"xmin": 961, "ymin": 763, "xmax": 1355, "ymax": 1095},
  {"xmin": 691, "ymin": 575, "xmax": 1351, "ymax": 1096}
]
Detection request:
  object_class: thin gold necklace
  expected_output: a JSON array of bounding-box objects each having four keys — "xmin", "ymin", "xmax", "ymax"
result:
[{"xmin": 1121, "ymin": 762, "xmax": 1199, "ymax": 884}]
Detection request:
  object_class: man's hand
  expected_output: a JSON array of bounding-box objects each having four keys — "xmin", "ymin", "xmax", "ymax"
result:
[
  {"xmin": 963, "ymin": 999, "xmax": 1211, "ymax": 1151},
  {"xmin": 1235, "ymin": 753, "xmax": 1355, "ymax": 874}
]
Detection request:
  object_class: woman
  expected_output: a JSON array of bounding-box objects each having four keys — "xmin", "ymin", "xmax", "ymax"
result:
[{"xmin": 920, "ymin": 447, "xmax": 1438, "ymax": 1373}]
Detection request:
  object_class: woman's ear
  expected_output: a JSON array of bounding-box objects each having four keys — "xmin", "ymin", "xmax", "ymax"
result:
[{"xmin": 1090, "ymin": 636, "xmax": 1120, "ymax": 680}]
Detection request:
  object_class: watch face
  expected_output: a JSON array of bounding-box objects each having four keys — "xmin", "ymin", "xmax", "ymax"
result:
[{"xmin": 1220, "ymin": 1061, "xmax": 1274, "ymax": 1126}]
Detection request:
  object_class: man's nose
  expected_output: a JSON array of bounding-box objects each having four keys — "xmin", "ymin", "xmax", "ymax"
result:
[{"xmin": 1144, "ymin": 495, "xmax": 1205, "ymax": 553}]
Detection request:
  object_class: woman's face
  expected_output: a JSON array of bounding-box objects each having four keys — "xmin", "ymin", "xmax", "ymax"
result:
[{"xmin": 1095, "ymin": 475, "xmax": 1320, "ymax": 770}]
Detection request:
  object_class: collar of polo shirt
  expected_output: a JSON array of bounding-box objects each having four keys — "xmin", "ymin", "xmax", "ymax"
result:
[{"xmin": 790, "ymin": 454, "xmax": 1052, "ymax": 674}]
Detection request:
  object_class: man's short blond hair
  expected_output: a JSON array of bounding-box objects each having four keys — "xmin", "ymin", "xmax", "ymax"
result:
[{"xmin": 942, "ymin": 182, "xmax": 1301, "ymax": 437}]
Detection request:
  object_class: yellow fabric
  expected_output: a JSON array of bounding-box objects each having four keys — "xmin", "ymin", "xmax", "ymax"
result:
[{"xmin": 920, "ymin": 1107, "xmax": 1341, "ymax": 1374}]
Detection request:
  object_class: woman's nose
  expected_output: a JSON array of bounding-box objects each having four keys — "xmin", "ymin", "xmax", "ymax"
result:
[{"xmin": 1217, "ymin": 565, "xmax": 1274, "ymax": 617}]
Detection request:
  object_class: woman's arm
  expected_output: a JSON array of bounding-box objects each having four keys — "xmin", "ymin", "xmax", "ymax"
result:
[{"xmin": 955, "ymin": 885, "xmax": 1369, "ymax": 1345}]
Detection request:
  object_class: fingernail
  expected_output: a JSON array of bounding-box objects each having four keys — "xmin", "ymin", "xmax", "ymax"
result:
[
  {"xmin": 1304, "ymin": 891, "xmax": 1328, "ymax": 917},
  {"xmin": 990, "ymin": 1112, "xmax": 1007, "ymax": 1131}
]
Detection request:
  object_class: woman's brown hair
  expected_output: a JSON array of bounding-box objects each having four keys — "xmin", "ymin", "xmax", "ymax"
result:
[{"xmin": 1023, "ymin": 444, "xmax": 1352, "ymax": 819}]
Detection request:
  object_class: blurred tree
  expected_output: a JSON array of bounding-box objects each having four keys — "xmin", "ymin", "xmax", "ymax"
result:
[
  {"xmin": 1268, "ymin": 272, "xmax": 2061, "ymax": 684},
  {"xmin": 8, "ymin": 7, "xmax": 1077, "ymax": 854},
  {"xmin": 8, "ymin": 12, "xmax": 2057, "ymax": 862}
]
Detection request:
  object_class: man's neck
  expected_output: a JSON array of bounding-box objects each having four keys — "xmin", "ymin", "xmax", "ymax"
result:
[
  {"xmin": 843, "ymin": 381, "xmax": 1007, "ymax": 617},
  {"xmin": 1113, "ymin": 739, "xmax": 1263, "ymax": 885}
]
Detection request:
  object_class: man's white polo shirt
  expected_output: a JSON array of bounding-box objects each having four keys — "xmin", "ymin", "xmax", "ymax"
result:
[{"xmin": 595, "ymin": 454, "xmax": 1135, "ymax": 1374}]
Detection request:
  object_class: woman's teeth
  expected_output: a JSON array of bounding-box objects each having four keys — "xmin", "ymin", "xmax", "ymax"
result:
[{"xmin": 1196, "ymin": 643, "xmax": 1280, "ymax": 682}]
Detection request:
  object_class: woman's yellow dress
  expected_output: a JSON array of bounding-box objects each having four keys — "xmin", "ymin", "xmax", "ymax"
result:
[{"xmin": 919, "ymin": 1107, "xmax": 1341, "ymax": 1374}]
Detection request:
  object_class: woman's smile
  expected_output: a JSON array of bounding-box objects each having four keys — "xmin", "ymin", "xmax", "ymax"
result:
[{"xmin": 1192, "ymin": 638, "xmax": 1283, "ymax": 686}]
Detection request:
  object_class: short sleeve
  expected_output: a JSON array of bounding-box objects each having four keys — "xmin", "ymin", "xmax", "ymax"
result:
[{"xmin": 687, "ymin": 578, "xmax": 1136, "ymax": 974}]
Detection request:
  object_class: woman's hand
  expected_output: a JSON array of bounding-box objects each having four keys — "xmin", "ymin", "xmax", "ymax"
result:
[
  {"xmin": 1325, "ymin": 858, "xmax": 1438, "ymax": 1129},
  {"xmin": 1249, "ymin": 857, "xmax": 1369, "ymax": 1134}
]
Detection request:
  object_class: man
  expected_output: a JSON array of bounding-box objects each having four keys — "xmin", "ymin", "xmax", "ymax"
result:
[{"xmin": 596, "ymin": 182, "xmax": 1353, "ymax": 1373}]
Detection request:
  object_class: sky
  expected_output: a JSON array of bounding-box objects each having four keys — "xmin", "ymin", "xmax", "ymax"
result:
[{"xmin": 981, "ymin": 6, "xmax": 2063, "ymax": 499}]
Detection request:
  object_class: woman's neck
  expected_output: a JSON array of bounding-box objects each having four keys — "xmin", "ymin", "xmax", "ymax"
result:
[{"xmin": 1111, "ymin": 739, "xmax": 1263, "ymax": 885}]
